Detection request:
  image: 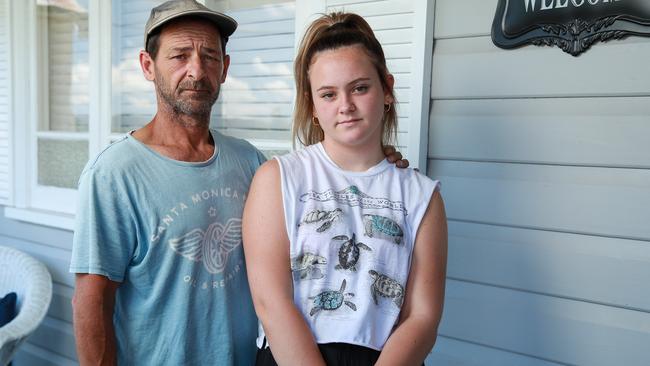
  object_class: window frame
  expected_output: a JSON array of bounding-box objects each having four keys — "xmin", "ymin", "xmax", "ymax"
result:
[{"xmin": 6, "ymin": 0, "xmax": 111, "ymax": 227}]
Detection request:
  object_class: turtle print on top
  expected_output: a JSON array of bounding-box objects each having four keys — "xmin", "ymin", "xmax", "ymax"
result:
[
  {"xmin": 298, "ymin": 208, "xmax": 342, "ymax": 233},
  {"xmin": 309, "ymin": 279, "xmax": 357, "ymax": 316},
  {"xmin": 256, "ymin": 143, "xmax": 439, "ymax": 351},
  {"xmin": 291, "ymin": 252, "xmax": 327, "ymax": 280},
  {"xmin": 333, "ymin": 233, "xmax": 372, "ymax": 272},
  {"xmin": 362, "ymin": 214, "xmax": 404, "ymax": 244},
  {"xmin": 368, "ymin": 270, "xmax": 405, "ymax": 309}
]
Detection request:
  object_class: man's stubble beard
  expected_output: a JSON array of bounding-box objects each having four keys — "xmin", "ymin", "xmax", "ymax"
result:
[{"xmin": 154, "ymin": 74, "xmax": 221, "ymax": 128}]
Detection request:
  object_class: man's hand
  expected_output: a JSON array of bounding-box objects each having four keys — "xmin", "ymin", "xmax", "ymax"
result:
[{"xmin": 384, "ymin": 145, "xmax": 410, "ymax": 169}]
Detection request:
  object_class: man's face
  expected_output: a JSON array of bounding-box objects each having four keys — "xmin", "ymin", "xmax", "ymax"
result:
[{"xmin": 151, "ymin": 18, "xmax": 229, "ymax": 121}]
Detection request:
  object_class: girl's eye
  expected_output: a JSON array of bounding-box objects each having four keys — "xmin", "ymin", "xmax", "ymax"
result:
[
  {"xmin": 320, "ymin": 93, "xmax": 335, "ymax": 100},
  {"xmin": 353, "ymin": 85, "xmax": 369, "ymax": 93}
]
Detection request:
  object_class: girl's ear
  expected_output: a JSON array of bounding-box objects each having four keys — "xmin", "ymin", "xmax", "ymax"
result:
[{"xmin": 384, "ymin": 73, "xmax": 395, "ymax": 104}]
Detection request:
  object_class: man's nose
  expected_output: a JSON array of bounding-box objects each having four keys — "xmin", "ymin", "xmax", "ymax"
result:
[{"xmin": 186, "ymin": 54, "xmax": 206, "ymax": 80}]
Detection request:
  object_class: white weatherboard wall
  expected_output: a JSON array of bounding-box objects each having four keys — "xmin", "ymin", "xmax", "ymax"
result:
[
  {"xmin": 428, "ymin": 1, "xmax": 650, "ymax": 365},
  {"xmin": 0, "ymin": 0, "xmax": 11, "ymax": 205}
]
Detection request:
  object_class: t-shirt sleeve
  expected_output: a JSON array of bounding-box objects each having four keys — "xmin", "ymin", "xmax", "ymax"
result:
[
  {"xmin": 253, "ymin": 147, "xmax": 268, "ymax": 169},
  {"xmin": 69, "ymin": 165, "xmax": 137, "ymax": 282}
]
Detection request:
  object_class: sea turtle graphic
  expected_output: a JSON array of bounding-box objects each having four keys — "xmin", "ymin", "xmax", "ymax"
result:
[
  {"xmin": 168, "ymin": 218, "xmax": 242, "ymax": 274},
  {"xmin": 368, "ymin": 270, "xmax": 404, "ymax": 308},
  {"xmin": 309, "ymin": 279, "xmax": 357, "ymax": 316},
  {"xmin": 332, "ymin": 234, "xmax": 372, "ymax": 272},
  {"xmin": 291, "ymin": 252, "xmax": 327, "ymax": 280},
  {"xmin": 298, "ymin": 208, "xmax": 342, "ymax": 233},
  {"xmin": 362, "ymin": 214, "xmax": 404, "ymax": 244}
]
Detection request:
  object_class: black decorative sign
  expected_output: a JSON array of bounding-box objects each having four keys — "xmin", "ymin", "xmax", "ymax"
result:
[{"xmin": 492, "ymin": 0, "xmax": 650, "ymax": 56}]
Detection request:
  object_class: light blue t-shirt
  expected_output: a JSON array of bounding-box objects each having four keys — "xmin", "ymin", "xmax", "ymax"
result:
[{"xmin": 70, "ymin": 130, "xmax": 265, "ymax": 366}]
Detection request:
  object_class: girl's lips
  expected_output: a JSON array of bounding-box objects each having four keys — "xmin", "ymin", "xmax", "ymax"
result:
[{"xmin": 337, "ymin": 118, "xmax": 362, "ymax": 125}]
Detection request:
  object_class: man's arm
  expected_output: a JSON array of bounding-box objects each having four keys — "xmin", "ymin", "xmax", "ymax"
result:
[{"xmin": 72, "ymin": 274, "xmax": 120, "ymax": 366}]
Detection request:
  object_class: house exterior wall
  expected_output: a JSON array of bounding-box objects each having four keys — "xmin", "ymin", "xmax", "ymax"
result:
[
  {"xmin": 3, "ymin": 0, "xmax": 648, "ymax": 365},
  {"xmin": 427, "ymin": 0, "xmax": 650, "ymax": 365},
  {"xmin": 0, "ymin": 211, "xmax": 77, "ymax": 365},
  {"xmin": 0, "ymin": 1, "xmax": 429, "ymax": 364}
]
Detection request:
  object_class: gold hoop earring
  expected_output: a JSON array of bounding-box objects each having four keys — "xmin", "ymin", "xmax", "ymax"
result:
[
  {"xmin": 312, "ymin": 116, "xmax": 320, "ymax": 127},
  {"xmin": 384, "ymin": 104, "xmax": 391, "ymax": 113}
]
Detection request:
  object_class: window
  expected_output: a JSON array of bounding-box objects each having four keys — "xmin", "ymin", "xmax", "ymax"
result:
[{"xmin": 32, "ymin": 0, "xmax": 90, "ymax": 213}]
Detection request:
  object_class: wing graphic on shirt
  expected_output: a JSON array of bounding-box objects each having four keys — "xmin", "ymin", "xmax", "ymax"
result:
[{"xmin": 168, "ymin": 218, "xmax": 243, "ymax": 274}]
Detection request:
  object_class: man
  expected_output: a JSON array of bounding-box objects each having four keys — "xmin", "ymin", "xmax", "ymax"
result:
[
  {"xmin": 70, "ymin": 1, "xmax": 407, "ymax": 365},
  {"xmin": 70, "ymin": 1, "xmax": 259, "ymax": 364}
]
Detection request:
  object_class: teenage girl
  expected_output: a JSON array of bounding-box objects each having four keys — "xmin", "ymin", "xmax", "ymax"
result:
[{"xmin": 242, "ymin": 12, "xmax": 447, "ymax": 366}]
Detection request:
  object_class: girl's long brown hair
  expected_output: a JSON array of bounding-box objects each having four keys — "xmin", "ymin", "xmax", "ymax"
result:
[{"xmin": 292, "ymin": 12, "xmax": 397, "ymax": 147}]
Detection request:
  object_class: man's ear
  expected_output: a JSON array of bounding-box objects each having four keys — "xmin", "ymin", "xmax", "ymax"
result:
[
  {"xmin": 140, "ymin": 50, "xmax": 155, "ymax": 81},
  {"xmin": 220, "ymin": 54, "xmax": 231, "ymax": 83}
]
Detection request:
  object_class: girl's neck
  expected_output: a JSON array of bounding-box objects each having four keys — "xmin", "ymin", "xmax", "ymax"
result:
[{"xmin": 321, "ymin": 139, "xmax": 385, "ymax": 172}]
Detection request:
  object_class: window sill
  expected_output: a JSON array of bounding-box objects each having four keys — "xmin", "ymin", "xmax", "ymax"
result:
[{"xmin": 3, "ymin": 207, "xmax": 75, "ymax": 231}]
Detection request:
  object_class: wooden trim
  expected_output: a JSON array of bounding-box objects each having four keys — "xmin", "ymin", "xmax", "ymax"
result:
[
  {"xmin": 4, "ymin": 206, "xmax": 75, "ymax": 231},
  {"xmin": 2, "ymin": 0, "xmax": 13, "ymax": 205},
  {"xmin": 407, "ymin": 0, "xmax": 435, "ymax": 173}
]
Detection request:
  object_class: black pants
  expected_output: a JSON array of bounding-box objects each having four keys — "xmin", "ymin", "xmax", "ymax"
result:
[{"xmin": 256, "ymin": 342, "xmax": 426, "ymax": 366}]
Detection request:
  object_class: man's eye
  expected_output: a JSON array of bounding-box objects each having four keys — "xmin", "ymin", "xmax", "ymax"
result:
[{"xmin": 172, "ymin": 54, "xmax": 186, "ymax": 60}]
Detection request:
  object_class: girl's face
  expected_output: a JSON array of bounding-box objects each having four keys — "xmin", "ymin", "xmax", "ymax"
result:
[{"xmin": 309, "ymin": 45, "xmax": 393, "ymax": 150}]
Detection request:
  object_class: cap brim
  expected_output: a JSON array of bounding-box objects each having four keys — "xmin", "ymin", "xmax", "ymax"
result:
[{"xmin": 145, "ymin": 9, "xmax": 237, "ymax": 47}]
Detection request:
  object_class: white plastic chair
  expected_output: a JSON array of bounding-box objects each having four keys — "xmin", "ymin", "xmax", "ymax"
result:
[{"xmin": 0, "ymin": 246, "xmax": 53, "ymax": 366}]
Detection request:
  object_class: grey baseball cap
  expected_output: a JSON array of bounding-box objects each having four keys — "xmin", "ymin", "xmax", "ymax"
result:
[{"xmin": 144, "ymin": 0, "xmax": 237, "ymax": 48}]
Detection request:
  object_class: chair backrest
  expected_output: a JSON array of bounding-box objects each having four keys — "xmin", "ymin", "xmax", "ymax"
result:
[{"xmin": 0, "ymin": 246, "xmax": 53, "ymax": 366}]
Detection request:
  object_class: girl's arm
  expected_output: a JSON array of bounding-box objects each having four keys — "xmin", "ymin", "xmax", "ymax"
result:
[
  {"xmin": 375, "ymin": 190, "xmax": 448, "ymax": 366},
  {"xmin": 242, "ymin": 160, "xmax": 326, "ymax": 366}
]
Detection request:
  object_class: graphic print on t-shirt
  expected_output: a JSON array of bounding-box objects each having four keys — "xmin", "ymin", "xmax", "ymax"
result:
[
  {"xmin": 300, "ymin": 185, "xmax": 408, "ymax": 215},
  {"xmin": 332, "ymin": 233, "xmax": 372, "ymax": 272},
  {"xmin": 368, "ymin": 270, "xmax": 405, "ymax": 309},
  {"xmin": 291, "ymin": 252, "xmax": 328, "ymax": 280},
  {"xmin": 309, "ymin": 279, "xmax": 357, "ymax": 317},
  {"xmin": 169, "ymin": 218, "xmax": 243, "ymax": 274},
  {"xmin": 297, "ymin": 208, "xmax": 342, "ymax": 233},
  {"xmin": 362, "ymin": 214, "xmax": 404, "ymax": 244}
]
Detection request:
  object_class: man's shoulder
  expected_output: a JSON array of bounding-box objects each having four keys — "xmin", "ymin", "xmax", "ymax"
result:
[
  {"xmin": 84, "ymin": 135, "xmax": 141, "ymax": 174},
  {"xmin": 213, "ymin": 130, "xmax": 259, "ymax": 153},
  {"xmin": 213, "ymin": 130, "xmax": 266, "ymax": 165}
]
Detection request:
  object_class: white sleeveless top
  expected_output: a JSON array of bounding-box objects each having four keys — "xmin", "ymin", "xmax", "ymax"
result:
[{"xmin": 257, "ymin": 143, "xmax": 440, "ymax": 351}]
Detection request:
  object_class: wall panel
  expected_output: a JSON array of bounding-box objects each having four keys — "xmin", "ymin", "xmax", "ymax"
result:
[
  {"xmin": 429, "ymin": 159, "xmax": 650, "ymax": 241},
  {"xmin": 429, "ymin": 0, "xmax": 650, "ymax": 364},
  {"xmin": 440, "ymin": 280, "xmax": 650, "ymax": 366},
  {"xmin": 429, "ymin": 97, "xmax": 650, "ymax": 168},
  {"xmin": 447, "ymin": 221, "xmax": 650, "ymax": 311},
  {"xmin": 431, "ymin": 36, "xmax": 650, "ymax": 99}
]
